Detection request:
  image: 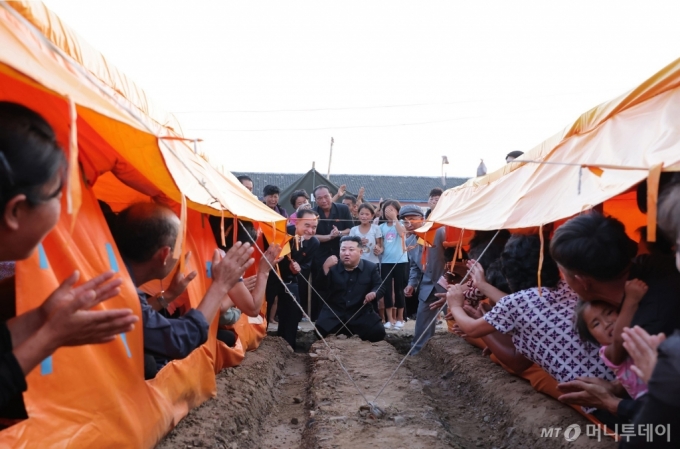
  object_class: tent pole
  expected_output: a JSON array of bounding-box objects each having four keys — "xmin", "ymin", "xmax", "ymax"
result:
[
  {"xmin": 327, "ymin": 137, "xmax": 334, "ymax": 180},
  {"xmin": 312, "ymin": 162, "xmax": 316, "ymax": 206}
]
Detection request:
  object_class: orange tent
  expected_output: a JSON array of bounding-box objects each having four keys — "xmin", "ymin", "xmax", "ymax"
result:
[
  {"xmin": 420, "ymin": 57, "xmax": 680, "ymax": 237},
  {"xmin": 0, "ymin": 1, "xmax": 285, "ymax": 447}
]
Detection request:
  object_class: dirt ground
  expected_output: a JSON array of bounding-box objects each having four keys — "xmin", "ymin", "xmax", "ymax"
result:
[{"xmin": 158, "ymin": 333, "xmax": 617, "ymax": 449}]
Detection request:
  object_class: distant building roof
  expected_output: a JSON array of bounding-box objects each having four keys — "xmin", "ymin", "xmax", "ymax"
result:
[{"xmin": 234, "ymin": 171, "xmax": 468, "ymax": 203}]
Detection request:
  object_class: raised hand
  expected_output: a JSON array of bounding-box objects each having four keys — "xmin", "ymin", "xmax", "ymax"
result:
[
  {"xmin": 446, "ymin": 284, "xmax": 466, "ymax": 309},
  {"xmin": 165, "ymin": 252, "xmax": 198, "ymax": 302},
  {"xmin": 40, "ymin": 271, "xmax": 123, "ymax": 318},
  {"xmin": 211, "ymin": 242, "xmax": 255, "ymax": 291},
  {"xmin": 467, "ymin": 260, "xmax": 486, "ymax": 288},
  {"xmin": 323, "ymin": 255, "xmax": 339, "ymax": 273},
  {"xmin": 44, "ymin": 289, "xmax": 137, "ymax": 347},
  {"xmin": 624, "ymin": 279, "xmax": 648, "ymax": 305},
  {"xmin": 623, "ymin": 326, "xmax": 666, "ymax": 383},
  {"xmin": 260, "ymin": 243, "xmax": 282, "ymax": 271}
]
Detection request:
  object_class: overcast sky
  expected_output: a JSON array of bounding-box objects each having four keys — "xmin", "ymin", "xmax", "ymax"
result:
[{"xmin": 42, "ymin": 0, "xmax": 680, "ymax": 178}]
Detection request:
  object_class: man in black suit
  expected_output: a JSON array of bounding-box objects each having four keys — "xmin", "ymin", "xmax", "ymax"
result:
[
  {"xmin": 275, "ymin": 209, "xmax": 320, "ymax": 350},
  {"xmin": 315, "ymin": 236, "xmax": 386, "ymax": 342}
]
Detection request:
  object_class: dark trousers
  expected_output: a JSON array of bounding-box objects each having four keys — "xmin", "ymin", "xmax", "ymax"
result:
[
  {"xmin": 310, "ymin": 281, "xmax": 325, "ymax": 322},
  {"xmin": 381, "ymin": 262, "xmax": 408, "ymax": 309},
  {"xmin": 276, "ymin": 282, "xmax": 302, "ymax": 350},
  {"xmin": 265, "ymin": 273, "xmax": 279, "ymax": 321},
  {"xmin": 317, "ymin": 308, "xmax": 386, "ymax": 342},
  {"xmin": 297, "ymin": 271, "xmax": 311, "ymax": 318}
]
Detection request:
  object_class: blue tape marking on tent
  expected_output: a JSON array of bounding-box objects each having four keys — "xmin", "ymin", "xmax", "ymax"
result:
[
  {"xmin": 105, "ymin": 243, "xmax": 119, "ymax": 272},
  {"xmin": 206, "ymin": 261, "xmax": 212, "ymax": 278},
  {"xmin": 40, "ymin": 356, "xmax": 53, "ymax": 375},
  {"xmin": 38, "ymin": 244, "xmax": 48, "ymax": 269},
  {"xmin": 119, "ymin": 333, "xmax": 132, "ymax": 358}
]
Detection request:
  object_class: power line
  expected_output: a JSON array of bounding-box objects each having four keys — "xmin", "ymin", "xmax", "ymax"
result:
[
  {"xmin": 189, "ymin": 115, "xmax": 482, "ymax": 132},
  {"xmin": 170, "ymin": 90, "xmax": 601, "ymax": 114},
  {"xmin": 171, "ymin": 100, "xmax": 479, "ymax": 114}
]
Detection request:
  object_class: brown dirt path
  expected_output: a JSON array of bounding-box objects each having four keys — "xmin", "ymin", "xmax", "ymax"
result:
[{"xmin": 157, "ymin": 333, "xmax": 617, "ymax": 449}]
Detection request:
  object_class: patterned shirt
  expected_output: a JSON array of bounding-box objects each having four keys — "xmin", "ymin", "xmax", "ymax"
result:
[{"xmin": 483, "ymin": 280, "xmax": 614, "ymax": 384}]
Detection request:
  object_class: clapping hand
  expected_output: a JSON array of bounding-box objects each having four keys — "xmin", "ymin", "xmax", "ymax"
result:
[
  {"xmin": 165, "ymin": 252, "xmax": 198, "ymax": 302},
  {"xmin": 622, "ymin": 326, "xmax": 666, "ymax": 383}
]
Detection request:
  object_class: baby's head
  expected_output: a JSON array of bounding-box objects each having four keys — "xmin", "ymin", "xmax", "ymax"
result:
[{"xmin": 574, "ymin": 300, "xmax": 619, "ymax": 346}]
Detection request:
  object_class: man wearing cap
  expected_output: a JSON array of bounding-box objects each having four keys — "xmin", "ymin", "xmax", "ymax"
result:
[{"xmin": 400, "ymin": 205, "xmax": 447, "ymax": 355}]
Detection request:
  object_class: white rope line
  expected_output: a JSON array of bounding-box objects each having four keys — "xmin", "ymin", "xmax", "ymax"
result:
[
  {"xmin": 237, "ymin": 222, "xmax": 374, "ymax": 406},
  {"xmin": 371, "ymin": 230, "xmax": 502, "ymax": 407}
]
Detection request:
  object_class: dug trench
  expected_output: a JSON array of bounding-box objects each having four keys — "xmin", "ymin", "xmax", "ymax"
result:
[{"xmin": 158, "ymin": 332, "xmax": 616, "ymax": 449}]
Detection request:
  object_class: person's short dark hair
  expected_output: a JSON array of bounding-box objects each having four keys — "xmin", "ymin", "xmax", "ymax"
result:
[
  {"xmin": 340, "ymin": 235, "xmax": 363, "ymax": 247},
  {"xmin": 236, "ymin": 175, "xmax": 252, "ymax": 184},
  {"xmin": 428, "ymin": 188, "xmax": 443, "ymax": 198},
  {"xmin": 501, "ymin": 234, "xmax": 560, "ymax": 293},
  {"xmin": 658, "ymin": 182, "xmax": 680, "ymax": 242},
  {"xmin": 342, "ymin": 194, "xmax": 357, "ymax": 205},
  {"xmin": 297, "ymin": 209, "xmax": 319, "ymax": 220},
  {"xmin": 0, "ymin": 102, "xmax": 67, "ymax": 211},
  {"xmin": 313, "ymin": 184, "xmax": 330, "ymax": 196},
  {"xmin": 289, "ymin": 189, "xmax": 310, "ymax": 208},
  {"xmin": 112, "ymin": 203, "xmax": 178, "ymax": 263},
  {"xmin": 485, "ymin": 259, "xmax": 510, "ymax": 293},
  {"xmin": 468, "ymin": 230, "xmax": 511, "ymax": 270},
  {"xmin": 357, "ymin": 203, "xmax": 375, "ymax": 215},
  {"xmin": 506, "ymin": 150, "xmax": 524, "ymax": 160},
  {"xmin": 263, "ymin": 185, "xmax": 280, "ymax": 196},
  {"xmin": 550, "ymin": 213, "xmax": 638, "ymax": 281}
]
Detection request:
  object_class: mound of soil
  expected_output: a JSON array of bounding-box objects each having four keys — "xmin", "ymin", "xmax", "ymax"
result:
[
  {"xmin": 416, "ymin": 334, "xmax": 617, "ymax": 449},
  {"xmin": 157, "ymin": 338, "xmax": 299, "ymax": 449}
]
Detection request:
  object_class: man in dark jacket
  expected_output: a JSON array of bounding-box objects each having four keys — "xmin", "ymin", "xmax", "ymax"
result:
[
  {"xmin": 311, "ymin": 185, "xmax": 353, "ymax": 320},
  {"xmin": 315, "ymin": 236, "xmax": 385, "ymax": 342},
  {"xmin": 274, "ymin": 209, "xmax": 320, "ymax": 349}
]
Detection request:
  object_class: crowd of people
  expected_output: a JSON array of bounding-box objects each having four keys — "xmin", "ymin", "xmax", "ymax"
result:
[
  {"xmin": 243, "ymin": 156, "xmax": 680, "ymax": 447},
  {"xmin": 1, "ymin": 101, "xmax": 679, "ymax": 447}
]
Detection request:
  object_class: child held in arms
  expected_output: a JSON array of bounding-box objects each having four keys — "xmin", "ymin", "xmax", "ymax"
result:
[{"xmin": 574, "ymin": 279, "xmax": 649, "ymax": 399}]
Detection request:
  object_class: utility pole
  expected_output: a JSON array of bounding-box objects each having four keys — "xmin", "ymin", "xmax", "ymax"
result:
[
  {"xmin": 441, "ymin": 155, "xmax": 449, "ymax": 187},
  {"xmin": 327, "ymin": 137, "xmax": 334, "ymax": 180}
]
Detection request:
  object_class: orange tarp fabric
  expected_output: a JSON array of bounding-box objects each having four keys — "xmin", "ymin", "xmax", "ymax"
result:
[
  {"xmin": 0, "ymin": 2, "xmax": 289, "ymax": 240},
  {"xmin": 0, "ymin": 1, "xmax": 285, "ymax": 447},
  {"xmin": 421, "ymin": 57, "xmax": 680, "ymax": 234},
  {"xmin": 6, "ymin": 181, "xmax": 172, "ymax": 448}
]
